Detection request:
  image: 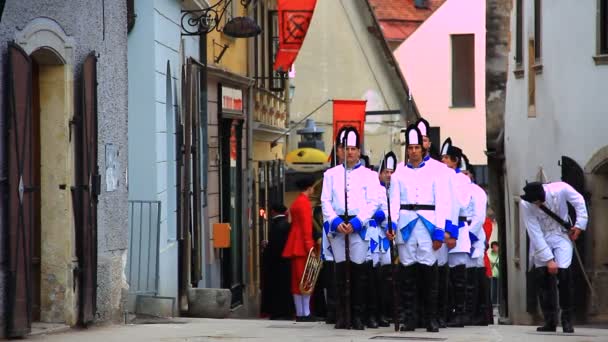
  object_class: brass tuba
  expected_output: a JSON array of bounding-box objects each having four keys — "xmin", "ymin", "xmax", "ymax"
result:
[{"xmin": 299, "ymin": 247, "xmax": 323, "ymax": 294}]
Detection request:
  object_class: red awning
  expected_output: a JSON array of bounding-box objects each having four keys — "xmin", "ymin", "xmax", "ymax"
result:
[{"xmin": 273, "ymin": 0, "xmax": 317, "ymax": 73}]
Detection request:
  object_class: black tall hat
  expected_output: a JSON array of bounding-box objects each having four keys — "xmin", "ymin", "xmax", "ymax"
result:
[
  {"xmin": 521, "ymin": 182, "xmax": 546, "ymax": 203},
  {"xmin": 404, "ymin": 124, "xmax": 423, "ymax": 146},
  {"xmin": 415, "ymin": 118, "xmax": 430, "ymax": 137},
  {"xmin": 440, "ymin": 137, "xmax": 462, "ymax": 160},
  {"xmin": 361, "ymin": 155, "xmax": 372, "ymax": 169},
  {"xmin": 460, "ymin": 154, "xmax": 470, "ymax": 171},
  {"xmin": 342, "ymin": 126, "xmax": 361, "ymax": 148},
  {"xmin": 295, "ymin": 174, "xmax": 316, "ymax": 191},
  {"xmin": 380, "ymin": 151, "xmax": 398, "ymax": 172}
]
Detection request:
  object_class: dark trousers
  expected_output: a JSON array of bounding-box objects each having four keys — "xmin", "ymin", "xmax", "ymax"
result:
[
  {"xmin": 399, "ymin": 263, "xmax": 439, "ymax": 329},
  {"xmin": 321, "ymin": 260, "xmax": 336, "ymax": 321},
  {"xmin": 536, "ymin": 266, "xmax": 575, "ymax": 326},
  {"xmin": 334, "ymin": 261, "xmax": 368, "ymax": 329},
  {"xmin": 491, "ymin": 277, "xmax": 499, "ymax": 305},
  {"xmin": 437, "ymin": 264, "xmax": 449, "ymax": 324}
]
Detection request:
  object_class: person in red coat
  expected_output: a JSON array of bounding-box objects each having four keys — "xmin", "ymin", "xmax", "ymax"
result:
[{"xmin": 283, "ymin": 174, "xmax": 317, "ymax": 321}]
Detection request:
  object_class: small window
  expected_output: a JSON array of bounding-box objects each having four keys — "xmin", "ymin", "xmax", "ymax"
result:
[
  {"xmin": 451, "ymin": 34, "xmax": 475, "ymax": 107},
  {"xmin": 268, "ymin": 10, "xmax": 284, "ymax": 92},
  {"xmin": 515, "ymin": 0, "xmax": 523, "ymax": 65},
  {"xmin": 528, "ymin": 39, "xmax": 536, "ymax": 117},
  {"xmin": 534, "ymin": 0, "xmax": 541, "ymax": 60}
]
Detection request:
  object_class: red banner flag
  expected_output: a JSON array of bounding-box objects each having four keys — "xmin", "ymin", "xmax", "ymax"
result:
[
  {"xmin": 273, "ymin": 0, "xmax": 317, "ymax": 73},
  {"xmin": 333, "ymin": 99, "xmax": 367, "ymax": 147}
]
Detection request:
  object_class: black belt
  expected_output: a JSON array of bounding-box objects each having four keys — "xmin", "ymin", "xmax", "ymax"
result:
[
  {"xmin": 339, "ymin": 215, "xmax": 357, "ymax": 222},
  {"xmin": 400, "ymin": 204, "xmax": 435, "ymax": 211},
  {"xmin": 458, "ymin": 216, "xmax": 469, "ymax": 222}
]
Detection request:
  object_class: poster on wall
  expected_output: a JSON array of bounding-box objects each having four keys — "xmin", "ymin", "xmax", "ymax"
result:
[{"xmin": 221, "ymin": 86, "xmax": 243, "ymax": 113}]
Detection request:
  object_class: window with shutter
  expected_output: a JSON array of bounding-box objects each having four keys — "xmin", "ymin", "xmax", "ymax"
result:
[{"xmin": 451, "ymin": 34, "xmax": 475, "ymax": 108}]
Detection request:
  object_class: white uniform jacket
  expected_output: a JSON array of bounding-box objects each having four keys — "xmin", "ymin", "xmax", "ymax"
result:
[
  {"xmin": 389, "ymin": 161, "xmax": 451, "ymax": 245},
  {"xmin": 468, "ymin": 182, "xmax": 487, "ymax": 260},
  {"xmin": 369, "ymin": 178, "xmax": 394, "ymax": 265},
  {"xmin": 521, "ymin": 182, "xmax": 588, "ymax": 269},
  {"xmin": 447, "ymin": 171, "xmax": 473, "ymax": 254},
  {"xmin": 321, "ymin": 162, "xmax": 378, "ymax": 263}
]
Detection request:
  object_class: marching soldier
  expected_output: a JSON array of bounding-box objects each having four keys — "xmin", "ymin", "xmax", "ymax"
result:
[
  {"xmin": 520, "ymin": 181, "xmax": 587, "ymax": 333},
  {"xmin": 319, "ymin": 126, "xmax": 350, "ymax": 325},
  {"xmin": 461, "ymin": 160, "xmax": 491, "ymax": 326},
  {"xmin": 416, "ymin": 118, "xmax": 454, "ymax": 328},
  {"xmin": 366, "ymin": 152, "xmax": 398, "ymax": 329},
  {"xmin": 321, "ymin": 127, "xmax": 378, "ymax": 330},
  {"xmin": 360, "ymin": 153, "xmax": 379, "ymax": 329},
  {"xmin": 440, "ymin": 139, "xmax": 473, "ymax": 328},
  {"xmin": 389, "ymin": 124, "xmax": 451, "ymax": 332}
]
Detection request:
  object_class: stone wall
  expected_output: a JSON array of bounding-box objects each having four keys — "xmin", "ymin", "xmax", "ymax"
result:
[
  {"xmin": 485, "ymin": 0, "xmax": 512, "ymax": 320},
  {"xmin": 0, "ymin": 0, "xmax": 129, "ymax": 335}
]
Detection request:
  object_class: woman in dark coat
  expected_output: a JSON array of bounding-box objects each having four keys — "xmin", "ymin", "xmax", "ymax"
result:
[{"xmin": 261, "ymin": 203, "xmax": 293, "ymax": 320}]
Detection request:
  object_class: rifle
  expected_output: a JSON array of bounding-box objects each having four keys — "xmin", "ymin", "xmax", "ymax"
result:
[
  {"xmin": 342, "ymin": 148, "xmax": 352, "ymax": 330},
  {"xmin": 385, "ymin": 181, "xmax": 399, "ymax": 331}
]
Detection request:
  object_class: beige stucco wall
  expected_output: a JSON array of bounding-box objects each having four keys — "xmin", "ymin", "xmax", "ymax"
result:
[
  {"xmin": 288, "ymin": 0, "xmax": 405, "ymax": 164},
  {"xmin": 38, "ymin": 65, "xmax": 76, "ymax": 324},
  {"xmin": 253, "ymin": 141, "xmax": 283, "ymax": 162}
]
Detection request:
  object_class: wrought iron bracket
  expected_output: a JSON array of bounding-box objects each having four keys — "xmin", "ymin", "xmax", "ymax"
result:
[
  {"xmin": 213, "ymin": 39, "xmax": 229, "ymax": 63},
  {"xmin": 181, "ymin": 0, "xmax": 254, "ymax": 36}
]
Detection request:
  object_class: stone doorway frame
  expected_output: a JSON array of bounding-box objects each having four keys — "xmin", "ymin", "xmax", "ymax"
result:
[{"xmin": 15, "ymin": 17, "xmax": 78, "ymax": 326}]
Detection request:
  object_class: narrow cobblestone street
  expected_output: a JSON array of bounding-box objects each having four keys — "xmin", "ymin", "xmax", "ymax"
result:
[{"xmin": 26, "ymin": 318, "xmax": 608, "ymax": 342}]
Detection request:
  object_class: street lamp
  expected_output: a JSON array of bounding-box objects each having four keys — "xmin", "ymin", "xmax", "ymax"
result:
[{"xmin": 181, "ymin": 0, "xmax": 261, "ymax": 38}]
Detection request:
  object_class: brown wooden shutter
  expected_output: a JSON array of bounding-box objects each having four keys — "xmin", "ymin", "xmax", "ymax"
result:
[
  {"xmin": 451, "ymin": 34, "xmax": 475, "ymax": 107},
  {"xmin": 178, "ymin": 62, "xmax": 192, "ymax": 312},
  {"xmin": 73, "ymin": 52, "xmax": 100, "ymax": 325},
  {"xmin": 7, "ymin": 42, "xmax": 35, "ymax": 338},
  {"xmin": 127, "ymin": 0, "xmax": 136, "ymax": 33}
]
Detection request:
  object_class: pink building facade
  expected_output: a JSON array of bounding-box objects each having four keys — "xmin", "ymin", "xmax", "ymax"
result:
[{"xmin": 393, "ymin": 0, "xmax": 487, "ymax": 165}]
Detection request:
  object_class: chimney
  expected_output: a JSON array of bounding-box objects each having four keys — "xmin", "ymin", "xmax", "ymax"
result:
[{"xmin": 414, "ymin": 0, "xmax": 429, "ymax": 9}]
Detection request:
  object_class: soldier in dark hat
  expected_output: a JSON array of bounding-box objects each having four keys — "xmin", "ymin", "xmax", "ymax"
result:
[
  {"xmin": 321, "ymin": 127, "xmax": 378, "ymax": 330},
  {"xmin": 520, "ymin": 181, "xmax": 587, "ymax": 333},
  {"xmin": 389, "ymin": 124, "xmax": 451, "ymax": 332},
  {"xmin": 261, "ymin": 203, "xmax": 293, "ymax": 320}
]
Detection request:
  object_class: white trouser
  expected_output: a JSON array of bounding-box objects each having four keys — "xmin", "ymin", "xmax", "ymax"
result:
[
  {"xmin": 533, "ymin": 233, "xmax": 573, "ymax": 268},
  {"xmin": 397, "ymin": 221, "xmax": 437, "ymax": 266},
  {"xmin": 448, "ymin": 252, "xmax": 469, "ymax": 267},
  {"xmin": 435, "ymin": 244, "xmax": 448, "ymax": 266},
  {"xmin": 322, "ymin": 230, "xmax": 334, "ymax": 261},
  {"xmin": 372, "ymin": 251, "xmax": 392, "ymax": 266},
  {"xmin": 329, "ymin": 232, "xmax": 369, "ymax": 264},
  {"xmin": 466, "ymin": 255, "xmax": 481, "ymax": 268}
]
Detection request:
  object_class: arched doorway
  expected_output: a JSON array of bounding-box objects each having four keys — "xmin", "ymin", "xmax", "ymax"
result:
[
  {"xmin": 8, "ymin": 18, "xmax": 78, "ymax": 329},
  {"xmin": 29, "ymin": 46, "xmax": 76, "ymax": 324},
  {"xmin": 585, "ymin": 147, "xmax": 608, "ymax": 322}
]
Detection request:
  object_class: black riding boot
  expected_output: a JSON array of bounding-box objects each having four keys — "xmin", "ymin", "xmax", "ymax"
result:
[
  {"xmin": 334, "ymin": 262, "xmax": 349, "ymax": 330},
  {"xmin": 473, "ymin": 267, "xmax": 490, "ymax": 326},
  {"xmin": 437, "ymin": 264, "xmax": 449, "ymax": 328},
  {"xmin": 399, "ymin": 264, "xmax": 418, "ymax": 331},
  {"xmin": 536, "ymin": 267, "xmax": 557, "ymax": 332},
  {"xmin": 351, "ymin": 262, "xmax": 367, "ymax": 330},
  {"xmin": 464, "ymin": 267, "xmax": 478, "ymax": 325},
  {"xmin": 324, "ymin": 261, "xmax": 337, "ymax": 324},
  {"xmin": 365, "ymin": 261, "xmax": 379, "ymax": 328},
  {"xmin": 558, "ymin": 267, "xmax": 575, "ymax": 333},
  {"xmin": 416, "ymin": 264, "xmax": 426, "ymax": 328},
  {"xmin": 378, "ymin": 265, "xmax": 392, "ymax": 327},
  {"xmin": 447, "ymin": 265, "xmax": 466, "ymax": 327},
  {"xmin": 420, "ymin": 263, "xmax": 440, "ymax": 332}
]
